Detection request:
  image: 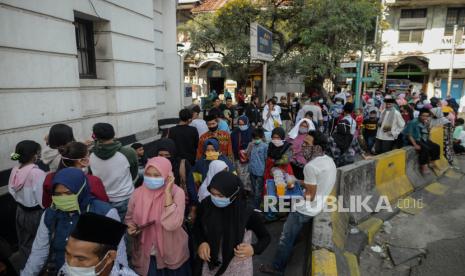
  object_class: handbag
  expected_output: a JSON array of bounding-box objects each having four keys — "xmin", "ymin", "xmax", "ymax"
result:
[{"xmin": 238, "ymin": 134, "xmax": 249, "ymax": 163}]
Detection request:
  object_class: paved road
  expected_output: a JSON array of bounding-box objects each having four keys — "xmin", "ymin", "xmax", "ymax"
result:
[
  {"xmin": 360, "ymin": 156, "xmax": 465, "ymax": 275},
  {"xmin": 253, "ymin": 217, "xmax": 310, "ymax": 276}
]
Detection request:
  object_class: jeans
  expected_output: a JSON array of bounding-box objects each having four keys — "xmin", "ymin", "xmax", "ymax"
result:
[
  {"xmin": 250, "ymin": 174, "xmax": 264, "ymax": 209},
  {"xmin": 111, "ymin": 198, "xmax": 130, "ymax": 222},
  {"xmin": 272, "ymin": 212, "xmax": 313, "ymax": 272},
  {"xmin": 365, "ymin": 135, "xmax": 376, "ymax": 153}
]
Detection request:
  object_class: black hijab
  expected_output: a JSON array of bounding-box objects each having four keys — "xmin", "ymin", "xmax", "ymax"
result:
[
  {"xmin": 267, "ymin": 127, "xmax": 291, "ymax": 160},
  {"xmin": 198, "ymin": 171, "xmax": 253, "ymax": 276},
  {"xmin": 151, "ymin": 138, "xmax": 185, "ymax": 190}
]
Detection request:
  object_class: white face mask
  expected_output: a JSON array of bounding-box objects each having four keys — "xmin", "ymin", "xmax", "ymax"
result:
[
  {"xmin": 65, "ymin": 252, "xmax": 109, "ymax": 276},
  {"xmin": 271, "ymin": 139, "xmax": 284, "ymax": 147}
]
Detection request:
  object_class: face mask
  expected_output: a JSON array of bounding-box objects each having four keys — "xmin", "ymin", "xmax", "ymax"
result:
[
  {"xmin": 254, "ymin": 139, "xmax": 262, "ymax": 145},
  {"xmin": 271, "ymin": 139, "xmax": 284, "ymax": 147},
  {"xmin": 376, "ymin": 95, "xmax": 382, "ymax": 100},
  {"xmin": 144, "ymin": 176, "xmax": 165, "ymax": 190},
  {"xmin": 52, "ymin": 182, "xmax": 86, "ymax": 213},
  {"xmin": 318, "ymin": 99, "xmax": 324, "ymax": 104},
  {"xmin": 417, "ymin": 104, "xmax": 424, "ymax": 109},
  {"xmin": 208, "ymin": 125, "xmax": 218, "ymax": 132},
  {"xmin": 210, "ymin": 187, "xmax": 240, "ymax": 208},
  {"xmin": 64, "ymin": 252, "xmax": 109, "ymax": 276},
  {"xmin": 335, "ymin": 101, "xmax": 342, "ymax": 105},
  {"xmin": 299, "ymin": 127, "xmax": 308, "ymax": 134},
  {"xmin": 239, "ymin": 125, "xmax": 249, "ymax": 131},
  {"xmin": 205, "ymin": 151, "xmax": 220, "ymax": 160},
  {"xmin": 210, "ymin": 195, "xmax": 231, "ymax": 208}
]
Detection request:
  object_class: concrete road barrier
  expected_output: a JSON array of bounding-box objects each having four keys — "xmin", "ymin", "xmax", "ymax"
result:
[
  {"xmin": 405, "ymin": 146, "xmax": 436, "ymax": 190},
  {"xmin": 430, "ymin": 126, "xmax": 449, "ymax": 176}
]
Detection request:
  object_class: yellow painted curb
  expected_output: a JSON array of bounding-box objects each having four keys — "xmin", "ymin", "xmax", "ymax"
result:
[
  {"xmin": 374, "ymin": 149, "xmax": 414, "ymax": 202},
  {"xmin": 357, "ymin": 217, "xmax": 383, "ymax": 244},
  {"xmin": 430, "ymin": 127, "xmax": 449, "ymax": 175},
  {"xmin": 344, "ymin": 252, "xmax": 360, "ymax": 276},
  {"xmin": 312, "ymin": 249, "xmax": 338, "ymax": 276},
  {"xmin": 444, "ymin": 169, "xmax": 463, "ymax": 180},
  {"xmin": 397, "ymin": 196, "xmax": 426, "ymax": 215},
  {"xmin": 331, "ymin": 209, "xmax": 350, "ymax": 250},
  {"xmin": 425, "ymin": 182, "xmax": 448, "ymax": 195}
]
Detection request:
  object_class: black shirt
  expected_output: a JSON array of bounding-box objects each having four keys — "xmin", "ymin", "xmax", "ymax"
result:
[
  {"xmin": 168, "ymin": 125, "xmax": 199, "ymax": 165},
  {"xmin": 363, "ymin": 118, "xmax": 378, "ymax": 137},
  {"xmin": 278, "ymin": 103, "xmax": 291, "ymax": 120}
]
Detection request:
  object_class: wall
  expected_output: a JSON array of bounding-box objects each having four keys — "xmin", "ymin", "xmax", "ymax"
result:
[{"xmin": 0, "ymin": 0, "xmax": 180, "ymax": 173}]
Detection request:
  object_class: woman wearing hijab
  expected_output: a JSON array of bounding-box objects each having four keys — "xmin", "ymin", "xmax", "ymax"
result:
[
  {"xmin": 287, "ymin": 119, "xmax": 316, "ymax": 180},
  {"xmin": 22, "ymin": 168, "xmax": 126, "ymax": 275},
  {"xmin": 263, "ymin": 127, "xmax": 294, "ymax": 188},
  {"xmin": 231, "ymin": 115, "xmax": 254, "ymax": 192},
  {"xmin": 198, "ymin": 160, "xmax": 229, "ymax": 202},
  {"xmin": 126, "ymin": 157, "xmax": 190, "ymax": 276},
  {"xmin": 192, "ymin": 138, "xmax": 235, "ymax": 188},
  {"xmin": 430, "ymin": 107, "xmax": 454, "ymax": 164},
  {"xmin": 194, "ymin": 172, "xmax": 270, "ymax": 276}
]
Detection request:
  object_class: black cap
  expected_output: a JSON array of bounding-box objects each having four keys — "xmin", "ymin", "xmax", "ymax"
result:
[
  {"xmin": 70, "ymin": 213, "xmax": 127, "ymax": 247},
  {"xmin": 92, "ymin": 123, "xmax": 115, "ymax": 140}
]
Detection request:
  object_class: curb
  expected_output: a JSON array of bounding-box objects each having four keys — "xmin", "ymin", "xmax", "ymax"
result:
[{"xmin": 309, "ymin": 127, "xmax": 462, "ymax": 276}]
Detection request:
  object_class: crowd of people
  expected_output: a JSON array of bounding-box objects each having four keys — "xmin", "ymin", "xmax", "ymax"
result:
[{"xmin": 5, "ymin": 87, "xmax": 464, "ymax": 276}]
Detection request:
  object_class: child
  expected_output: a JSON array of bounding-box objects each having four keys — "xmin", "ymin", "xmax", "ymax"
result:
[
  {"xmin": 247, "ymin": 128, "xmax": 268, "ymax": 209},
  {"xmin": 362, "ymin": 110, "xmax": 378, "ymax": 153},
  {"xmin": 8, "ymin": 140, "xmax": 46, "ymax": 270},
  {"xmin": 264, "ymin": 128, "xmax": 295, "ymax": 197}
]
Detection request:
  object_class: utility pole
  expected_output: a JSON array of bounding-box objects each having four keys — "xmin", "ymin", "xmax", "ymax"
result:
[
  {"xmin": 355, "ymin": 31, "xmax": 367, "ymax": 109},
  {"xmin": 447, "ymin": 24, "xmax": 458, "ymax": 98},
  {"xmin": 262, "ymin": 61, "xmax": 267, "ymax": 102}
]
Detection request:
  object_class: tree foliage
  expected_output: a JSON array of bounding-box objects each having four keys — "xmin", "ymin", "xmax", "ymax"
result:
[{"xmin": 179, "ymin": 0, "xmax": 381, "ymax": 88}]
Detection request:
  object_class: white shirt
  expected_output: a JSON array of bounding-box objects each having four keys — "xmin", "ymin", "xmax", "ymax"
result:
[
  {"xmin": 296, "ymin": 155, "xmax": 337, "ymax": 217},
  {"xmin": 190, "ymin": 118, "xmax": 209, "ymax": 137},
  {"xmin": 262, "ymin": 105, "xmax": 282, "ymax": 132},
  {"xmin": 376, "ymin": 108, "xmax": 405, "ymax": 141}
]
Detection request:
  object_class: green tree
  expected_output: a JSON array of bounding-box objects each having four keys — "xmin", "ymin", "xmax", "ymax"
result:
[{"xmin": 179, "ymin": 0, "xmax": 381, "ymax": 90}]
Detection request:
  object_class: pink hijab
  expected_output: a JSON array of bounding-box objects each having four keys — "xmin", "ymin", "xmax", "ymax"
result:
[{"xmin": 131, "ymin": 157, "xmax": 174, "ymax": 267}]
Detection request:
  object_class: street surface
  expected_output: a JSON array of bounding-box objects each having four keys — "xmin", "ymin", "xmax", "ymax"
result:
[{"xmin": 360, "ymin": 156, "xmax": 465, "ymax": 276}]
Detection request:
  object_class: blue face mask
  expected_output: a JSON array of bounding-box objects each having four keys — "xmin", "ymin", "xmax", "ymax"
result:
[
  {"xmin": 239, "ymin": 125, "xmax": 249, "ymax": 131},
  {"xmin": 211, "ymin": 195, "xmax": 231, "ymax": 208},
  {"xmin": 299, "ymin": 127, "xmax": 308, "ymax": 134},
  {"xmin": 210, "ymin": 187, "xmax": 240, "ymax": 208},
  {"xmin": 144, "ymin": 176, "xmax": 164, "ymax": 190}
]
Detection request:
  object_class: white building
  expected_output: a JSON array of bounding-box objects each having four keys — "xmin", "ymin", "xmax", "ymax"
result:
[
  {"xmin": 379, "ymin": 0, "xmax": 465, "ymax": 110},
  {"xmin": 0, "ymin": 0, "xmax": 182, "ymax": 178}
]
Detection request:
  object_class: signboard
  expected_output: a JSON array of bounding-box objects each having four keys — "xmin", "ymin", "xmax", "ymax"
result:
[
  {"xmin": 250, "ymin": 22, "xmax": 273, "ymax": 61},
  {"xmin": 341, "ymin": 62, "xmax": 357, "ymax": 68},
  {"xmin": 365, "ymin": 62, "xmax": 386, "ymax": 87},
  {"xmin": 340, "ymin": 73, "xmax": 357, "ymax": 78}
]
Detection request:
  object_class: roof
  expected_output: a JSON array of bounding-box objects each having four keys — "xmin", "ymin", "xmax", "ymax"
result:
[
  {"xmin": 191, "ymin": 0, "xmax": 230, "ymax": 13},
  {"xmin": 190, "ymin": 0, "xmax": 293, "ymax": 13}
]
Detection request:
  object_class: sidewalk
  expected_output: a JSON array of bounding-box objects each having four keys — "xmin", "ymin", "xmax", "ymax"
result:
[{"xmin": 359, "ymin": 156, "xmax": 465, "ymax": 275}]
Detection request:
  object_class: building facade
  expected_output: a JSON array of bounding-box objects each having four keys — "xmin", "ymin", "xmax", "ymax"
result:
[
  {"xmin": 0, "ymin": 0, "xmax": 181, "ymax": 181},
  {"xmin": 379, "ymin": 0, "xmax": 465, "ymax": 110}
]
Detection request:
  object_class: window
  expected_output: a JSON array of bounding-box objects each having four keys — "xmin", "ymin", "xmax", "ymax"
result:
[
  {"xmin": 445, "ymin": 8, "xmax": 465, "ymax": 36},
  {"xmin": 401, "ymin": 9, "xmax": 427, "ymax": 19},
  {"xmin": 399, "ymin": 30, "xmax": 424, "ymax": 43},
  {"xmin": 75, "ymin": 18, "xmax": 96, "ymax": 78}
]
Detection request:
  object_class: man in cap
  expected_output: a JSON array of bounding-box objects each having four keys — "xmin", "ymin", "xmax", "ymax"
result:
[
  {"xmin": 59, "ymin": 212, "xmax": 136, "ymax": 276},
  {"xmin": 375, "ymin": 95, "xmax": 405, "ymax": 154}
]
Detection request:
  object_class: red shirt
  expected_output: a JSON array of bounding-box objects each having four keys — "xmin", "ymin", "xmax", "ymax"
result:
[{"xmin": 42, "ymin": 172, "xmax": 110, "ymax": 208}]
